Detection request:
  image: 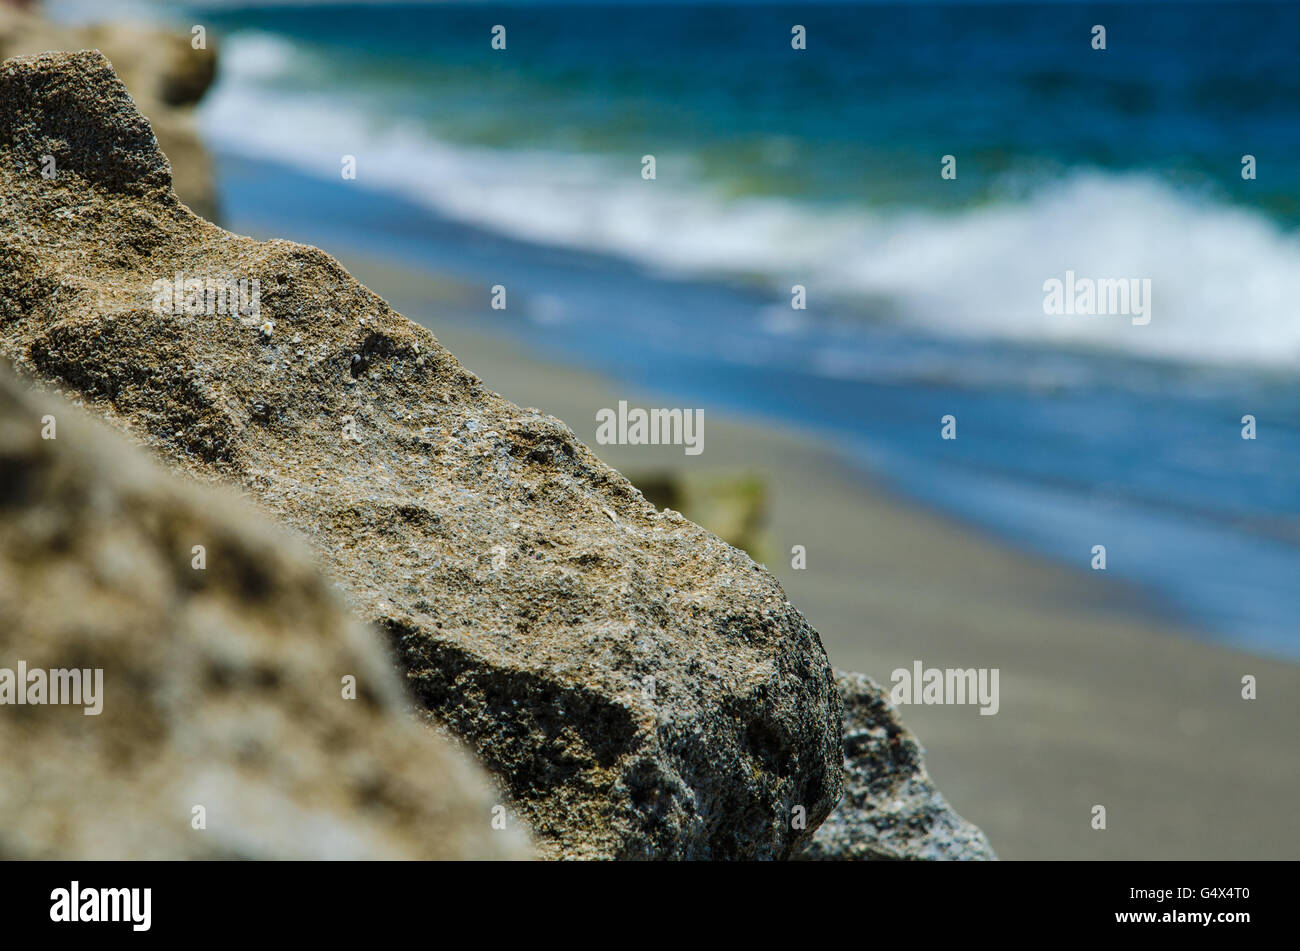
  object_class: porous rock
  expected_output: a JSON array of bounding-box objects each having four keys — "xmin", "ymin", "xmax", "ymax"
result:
[
  {"xmin": 799, "ymin": 671, "xmax": 997, "ymax": 861},
  {"xmin": 0, "ymin": 4, "xmax": 219, "ymax": 219}
]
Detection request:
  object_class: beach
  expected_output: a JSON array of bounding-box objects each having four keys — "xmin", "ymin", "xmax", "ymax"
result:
[
  {"xmin": 319, "ymin": 251, "xmax": 1299, "ymax": 861},
  {"xmin": 20, "ymin": 0, "xmax": 1296, "ymax": 862}
]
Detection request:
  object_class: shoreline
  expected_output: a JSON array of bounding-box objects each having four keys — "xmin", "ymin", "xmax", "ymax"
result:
[{"xmin": 208, "ymin": 149, "xmax": 1300, "ymax": 662}]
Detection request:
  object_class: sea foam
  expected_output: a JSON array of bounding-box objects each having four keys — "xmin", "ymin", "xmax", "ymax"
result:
[{"xmin": 202, "ymin": 31, "xmax": 1300, "ymax": 370}]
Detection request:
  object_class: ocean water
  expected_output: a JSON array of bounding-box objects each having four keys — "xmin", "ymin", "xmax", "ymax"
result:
[{"xmin": 63, "ymin": 1, "xmax": 1300, "ymax": 656}]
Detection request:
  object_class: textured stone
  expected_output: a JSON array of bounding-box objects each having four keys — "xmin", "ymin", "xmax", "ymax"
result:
[
  {"xmin": 799, "ymin": 671, "xmax": 997, "ymax": 861},
  {"xmin": 0, "ymin": 5, "xmax": 218, "ymax": 219},
  {"xmin": 0, "ymin": 51, "xmax": 843, "ymax": 859},
  {"xmin": 0, "ymin": 365, "xmax": 531, "ymax": 860}
]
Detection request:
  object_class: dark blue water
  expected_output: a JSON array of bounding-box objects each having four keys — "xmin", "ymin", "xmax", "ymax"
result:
[{"xmin": 191, "ymin": 0, "xmax": 1300, "ymax": 215}]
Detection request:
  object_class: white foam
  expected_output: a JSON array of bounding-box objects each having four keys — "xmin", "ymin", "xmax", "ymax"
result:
[
  {"xmin": 202, "ymin": 33, "xmax": 1300, "ymax": 369},
  {"xmin": 219, "ymin": 31, "xmax": 303, "ymax": 82}
]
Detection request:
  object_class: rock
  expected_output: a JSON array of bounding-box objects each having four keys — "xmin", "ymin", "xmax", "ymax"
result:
[
  {"xmin": 0, "ymin": 365, "xmax": 531, "ymax": 859},
  {"xmin": 0, "ymin": 51, "xmax": 843, "ymax": 859},
  {"xmin": 798, "ymin": 671, "xmax": 997, "ymax": 861},
  {"xmin": 0, "ymin": 4, "xmax": 218, "ymax": 219}
]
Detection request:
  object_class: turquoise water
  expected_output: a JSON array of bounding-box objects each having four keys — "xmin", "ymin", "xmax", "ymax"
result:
[{"xmin": 79, "ymin": 1, "xmax": 1300, "ymax": 656}]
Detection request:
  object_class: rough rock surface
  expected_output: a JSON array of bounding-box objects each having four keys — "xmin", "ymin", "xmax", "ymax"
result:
[
  {"xmin": 0, "ymin": 365, "xmax": 531, "ymax": 859},
  {"xmin": 0, "ymin": 4, "xmax": 218, "ymax": 219},
  {"xmin": 799, "ymin": 671, "xmax": 997, "ymax": 860},
  {"xmin": 0, "ymin": 51, "xmax": 843, "ymax": 859}
]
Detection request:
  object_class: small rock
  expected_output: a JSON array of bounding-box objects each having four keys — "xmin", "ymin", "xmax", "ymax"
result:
[{"xmin": 798, "ymin": 671, "xmax": 997, "ymax": 861}]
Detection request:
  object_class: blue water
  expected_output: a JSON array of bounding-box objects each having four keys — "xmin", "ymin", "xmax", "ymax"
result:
[{"xmin": 84, "ymin": 1, "xmax": 1300, "ymax": 657}]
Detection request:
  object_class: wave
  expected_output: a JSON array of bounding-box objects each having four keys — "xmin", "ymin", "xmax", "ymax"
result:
[{"xmin": 201, "ymin": 31, "xmax": 1300, "ymax": 369}]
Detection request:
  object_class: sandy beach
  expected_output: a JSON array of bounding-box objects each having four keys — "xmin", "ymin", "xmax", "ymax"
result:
[
  {"xmin": 319, "ymin": 252, "xmax": 1300, "ymax": 861},
  {"xmin": 6, "ymin": 0, "xmax": 1296, "ymax": 877}
]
